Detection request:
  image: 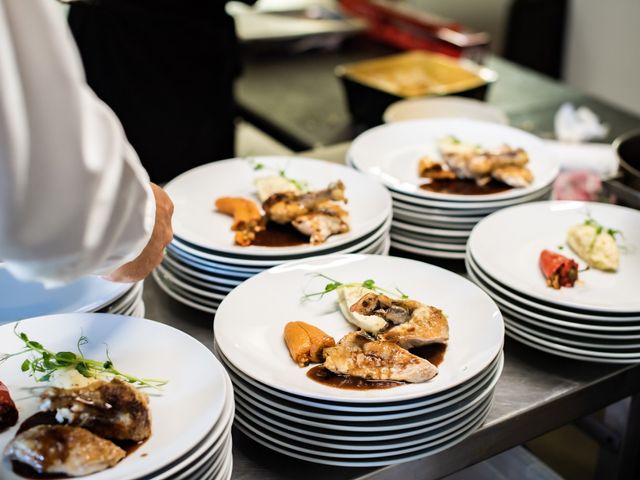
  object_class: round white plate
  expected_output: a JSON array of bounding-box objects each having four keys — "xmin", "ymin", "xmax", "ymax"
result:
[
  {"xmin": 164, "ymin": 156, "xmax": 391, "ymax": 257},
  {"xmin": 388, "ymin": 184, "xmax": 552, "ymax": 209},
  {"xmin": 153, "ymin": 271, "xmax": 221, "ymax": 314},
  {"xmin": 391, "ymin": 229, "xmax": 468, "ymax": 245},
  {"xmin": 229, "ymin": 356, "xmax": 499, "ymax": 424},
  {"xmin": 466, "ymin": 266, "xmax": 640, "ymax": 333},
  {"xmin": 234, "ymin": 398, "xmax": 490, "ymax": 466},
  {"xmin": 466, "ymin": 253, "xmax": 640, "ymax": 322},
  {"xmin": 383, "ymin": 97, "xmax": 509, "ymax": 125},
  {"xmin": 348, "ymin": 118, "xmax": 557, "ymax": 201},
  {"xmin": 0, "ymin": 314, "xmax": 227, "ymax": 480},
  {"xmin": 170, "ymin": 212, "xmax": 391, "ymax": 267},
  {"xmin": 393, "ymin": 207, "xmax": 485, "ymax": 224},
  {"xmin": 235, "ymin": 392, "xmax": 492, "ymax": 451},
  {"xmin": 163, "ymin": 255, "xmax": 250, "ymax": 284},
  {"xmin": 0, "ymin": 267, "xmax": 131, "ymax": 323},
  {"xmin": 155, "ymin": 375, "xmax": 234, "ymax": 480},
  {"xmin": 392, "ymin": 219, "xmax": 471, "ymax": 237},
  {"xmin": 390, "ymin": 240, "xmax": 467, "ymax": 260},
  {"xmin": 505, "ymin": 324, "xmax": 640, "ymax": 363},
  {"xmin": 215, "ymin": 254, "xmax": 503, "ymax": 403},
  {"xmin": 391, "ymin": 232, "xmax": 467, "ymax": 252},
  {"xmin": 218, "ymin": 343, "xmax": 501, "ymax": 414},
  {"xmin": 503, "ymin": 318, "xmax": 640, "ymax": 351},
  {"xmin": 103, "ymin": 282, "xmax": 143, "ymax": 314},
  {"xmin": 469, "ymin": 201, "xmax": 640, "ymax": 313}
]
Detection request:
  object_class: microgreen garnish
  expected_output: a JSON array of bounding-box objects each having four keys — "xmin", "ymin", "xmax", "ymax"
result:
[
  {"xmin": 0, "ymin": 326, "xmax": 167, "ymax": 389},
  {"xmin": 584, "ymin": 217, "xmax": 622, "ymax": 238},
  {"xmin": 248, "ymin": 158, "xmax": 309, "ymax": 191},
  {"xmin": 558, "ymin": 245, "xmax": 564, "ymax": 250},
  {"xmin": 303, "ymin": 273, "xmax": 409, "ymax": 300}
]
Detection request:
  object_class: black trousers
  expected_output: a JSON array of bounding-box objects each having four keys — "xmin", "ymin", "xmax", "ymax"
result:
[{"xmin": 69, "ymin": 0, "xmax": 239, "ymax": 183}]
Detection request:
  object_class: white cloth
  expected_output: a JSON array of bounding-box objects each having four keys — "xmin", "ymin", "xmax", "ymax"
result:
[{"xmin": 0, "ymin": 0, "xmax": 154, "ymax": 286}]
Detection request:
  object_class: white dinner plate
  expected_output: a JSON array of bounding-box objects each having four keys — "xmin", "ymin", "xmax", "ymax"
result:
[
  {"xmin": 392, "ymin": 219, "xmax": 472, "ymax": 236},
  {"xmin": 505, "ymin": 323, "xmax": 640, "ymax": 363},
  {"xmin": 163, "ymin": 255, "xmax": 249, "ymax": 284},
  {"xmin": 235, "ymin": 392, "xmax": 493, "ymax": 451},
  {"xmin": 391, "ymin": 229, "xmax": 468, "ymax": 245},
  {"xmin": 102, "ymin": 282, "xmax": 143, "ymax": 314},
  {"xmin": 165, "ymin": 156, "xmax": 392, "ymax": 257},
  {"xmin": 390, "ymin": 232, "xmax": 467, "ymax": 252},
  {"xmin": 234, "ymin": 399, "xmax": 491, "ymax": 466},
  {"xmin": 216, "ymin": 341, "xmax": 501, "ymax": 413},
  {"xmin": 0, "ymin": 314, "xmax": 228, "ymax": 480},
  {"xmin": 503, "ymin": 318, "xmax": 640, "ymax": 351},
  {"xmin": 170, "ymin": 212, "xmax": 391, "ymax": 267},
  {"xmin": 388, "ymin": 184, "xmax": 552, "ymax": 209},
  {"xmin": 154, "ymin": 374, "xmax": 234, "ymax": 480},
  {"xmin": 215, "ymin": 254, "xmax": 503, "ymax": 403},
  {"xmin": 0, "ymin": 267, "xmax": 131, "ymax": 323},
  {"xmin": 390, "ymin": 240, "xmax": 467, "ymax": 259},
  {"xmin": 383, "ymin": 97, "xmax": 509, "ymax": 125},
  {"xmin": 393, "ymin": 208, "xmax": 484, "ymax": 225},
  {"xmin": 466, "ymin": 253, "xmax": 640, "ymax": 322},
  {"xmin": 469, "ymin": 201, "xmax": 640, "ymax": 313},
  {"xmin": 153, "ymin": 271, "xmax": 222, "ymax": 314},
  {"xmin": 466, "ymin": 266, "xmax": 640, "ymax": 333},
  {"xmin": 348, "ymin": 118, "xmax": 557, "ymax": 202}
]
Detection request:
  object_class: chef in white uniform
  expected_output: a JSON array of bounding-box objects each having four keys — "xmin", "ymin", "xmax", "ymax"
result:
[{"xmin": 0, "ymin": 0, "xmax": 173, "ymax": 286}]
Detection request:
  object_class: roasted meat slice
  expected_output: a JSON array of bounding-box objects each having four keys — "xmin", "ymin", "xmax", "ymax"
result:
[
  {"xmin": 350, "ymin": 293, "xmax": 422, "ymax": 325},
  {"xmin": 381, "ymin": 305, "xmax": 449, "ymax": 349},
  {"xmin": 291, "ymin": 205, "xmax": 349, "ymax": 244},
  {"xmin": 284, "ymin": 321, "xmax": 335, "ymax": 367},
  {"xmin": 323, "ymin": 332, "xmax": 438, "ymax": 383},
  {"xmin": 262, "ymin": 181, "xmax": 346, "ymax": 225},
  {"xmin": 40, "ymin": 378, "xmax": 151, "ymax": 442},
  {"xmin": 491, "ymin": 165, "xmax": 534, "ymax": 188},
  {"xmin": 4, "ymin": 425, "xmax": 125, "ymax": 476}
]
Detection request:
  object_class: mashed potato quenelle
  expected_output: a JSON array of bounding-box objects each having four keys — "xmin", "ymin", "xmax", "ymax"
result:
[{"xmin": 566, "ymin": 220, "xmax": 620, "ymax": 272}]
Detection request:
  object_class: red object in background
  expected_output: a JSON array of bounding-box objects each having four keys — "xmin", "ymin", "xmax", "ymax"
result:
[
  {"xmin": 539, "ymin": 250, "xmax": 580, "ymax": 289},
  {"xmin": 339, "ymin": 0, "xmax": 490, "ymax": 61},
  {"xmin": 0, "ymin": 381, "xmax": 18, "ymax": 431}
]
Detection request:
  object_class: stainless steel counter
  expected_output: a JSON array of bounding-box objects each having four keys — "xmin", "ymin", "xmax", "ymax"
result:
[{"xmin": 143, "ymin": 267, "xmax": 640, "ymax": 479}]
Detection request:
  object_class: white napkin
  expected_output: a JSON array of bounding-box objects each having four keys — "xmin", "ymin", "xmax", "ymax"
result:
[
  {"xmin": 555, "ymin": 103, "xmax": 609, "ymax": 143},
  {"xmin": 543, "ymin": 139, "xmax": 619, "ymax": 179}
]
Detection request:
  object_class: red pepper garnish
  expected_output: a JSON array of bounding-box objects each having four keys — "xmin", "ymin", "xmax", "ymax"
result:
[
  {"xmin": 0, "ymin": 381, "xmax": 18, "ymax": 431},
  {"xmin": 540, "ymin": 249, "xmax": 579, "ymax": 289}
]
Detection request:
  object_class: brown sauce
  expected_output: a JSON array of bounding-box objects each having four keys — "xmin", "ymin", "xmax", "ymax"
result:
[
  {"xmin": 306, "ymin": 366, "xmax": 403, "ymax": 390},
  {"xmin": 411, "ymin": 343, "xmax": 447, "ymax": 366},
  {"xmin": 420, "ymin": 178, "xmax": 512, "ymax": 195},
  {"xmin": 11, "ymin": 412, "xmax": 146, "ymax": 479},
  {"xmin": 252, "ymin": 221, "xmax": 309, "ymax": 247},
  {"xmin": 306, "ymin": 343, "xmax": 447, "ymax": 391}
]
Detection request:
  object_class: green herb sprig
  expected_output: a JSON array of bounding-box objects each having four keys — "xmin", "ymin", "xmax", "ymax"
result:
[
  {"xmin": 303, "ymin": 273, "xmax": 409, "ymax": 301},
  {"xmin": 584, "ymin": 217, "xmax": 622, "ymax": 238},
  {"xmin": 0, "ymin": 326, "xmax": 167, "ymax": 389}
]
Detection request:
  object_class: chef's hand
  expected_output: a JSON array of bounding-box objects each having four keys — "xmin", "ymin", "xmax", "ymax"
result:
[{"xmin": 107, "ymin": 183, "xmax": 174, "ymax": 283}]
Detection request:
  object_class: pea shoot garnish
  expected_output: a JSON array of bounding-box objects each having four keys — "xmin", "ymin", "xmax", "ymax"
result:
[
  {"xmin": 0, "ymin": 326, "xmax": 168, "ymax": 389},
  {"xmin": 303, "ymin": 273, "xmax": 409, "ymax": 300},
  {"xmin": 584, "ymin": 217, "xmax": 622, "ymax": 238}
]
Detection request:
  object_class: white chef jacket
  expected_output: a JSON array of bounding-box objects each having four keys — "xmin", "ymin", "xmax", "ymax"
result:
[{"xmin": 0, "ymin": 0, "xmax": 155, "ymax": 286}]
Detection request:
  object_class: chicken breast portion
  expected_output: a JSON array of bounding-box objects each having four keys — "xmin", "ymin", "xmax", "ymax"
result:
[
  {"xmin": 381, "ymin": 305, "xmax": 449, "ymax": 349},
  {"xmin": 4, "ymin": 425, "xmax": 125, "ymax": 476},
  {"xmin": 40, "ymin": 378, "xmax": 151, "ymax": 442},
  {"xmin": 323, "ymin": 332, "xmax": 438, "ymax": 383},
  {"xmin": 262, "ymin": 181, "xmax": 346, "ymax": 224}
]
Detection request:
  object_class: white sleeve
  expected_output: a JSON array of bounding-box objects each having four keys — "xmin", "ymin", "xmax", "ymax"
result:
[{"xmin": 0, "ymin": 0, "xmax": 155, "ymax": 286}]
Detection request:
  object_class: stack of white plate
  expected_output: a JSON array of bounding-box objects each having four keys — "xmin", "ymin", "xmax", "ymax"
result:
[
  {"xmin": 467, "ymin": 201, "xmax": 640, "ymax": 364},
  {"xmin": 214, "ymin": 254, "xmax": 504, "ymax": 466},
  {"xmin": 0, "ymin": 267, "xmax": 144, "ymax": 325},
  {"xmin": 347, "ymin": 118, "xmax": 558, "ymax": 259},
  {"xmin": 155, "ymin": 156, "xmax": 393, "ymax": 313},
  {"xmin": 0, "ymin": 313, "xmax": 234, "ymax": 480}
]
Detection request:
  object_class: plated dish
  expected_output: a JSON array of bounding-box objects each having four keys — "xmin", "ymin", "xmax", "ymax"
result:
[
  {"xmin": 163, "ymin": 156, "xmax": 391, "ymax": 258},
  {"xmin": 214, "ymin": 254, "xmax": 504, "ymax": 403},
  {"xmin": 469, "ymin": 201, "xmax": 640, "ymax": 313},
  {"xmin": 348, "ymin": 118, "xmax": 557, "ymax": 201},
  {"xmin": 0, "ymin": 314, "xmax": 227, "ymax": 479}
]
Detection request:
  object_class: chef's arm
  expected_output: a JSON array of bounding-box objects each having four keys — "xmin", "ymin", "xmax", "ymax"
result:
[{"xmin": 0, "ymin": 0, "xmax": 170, "ymax": 285}]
